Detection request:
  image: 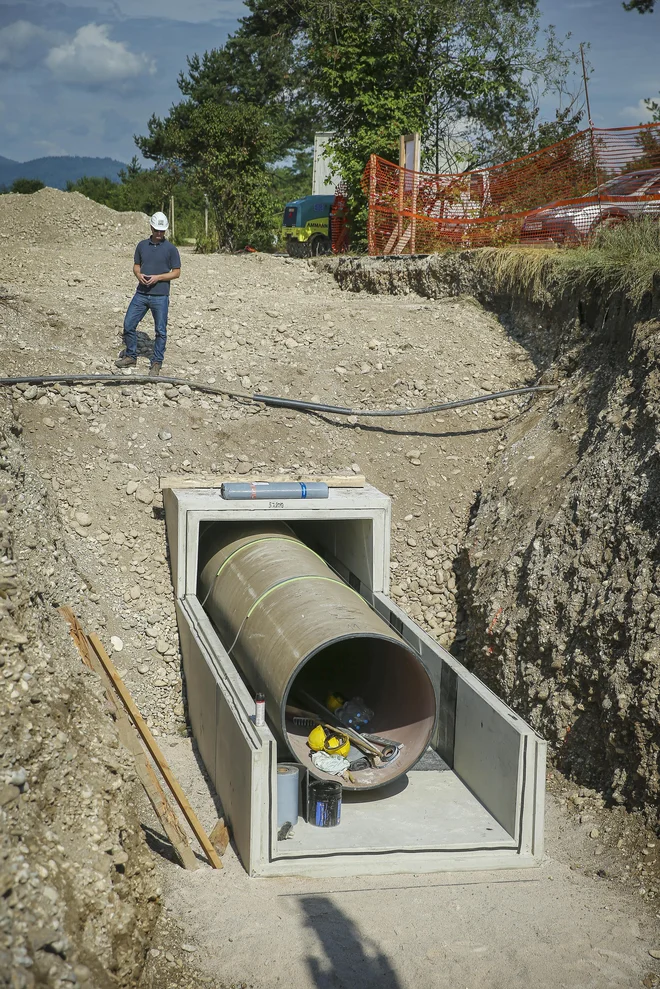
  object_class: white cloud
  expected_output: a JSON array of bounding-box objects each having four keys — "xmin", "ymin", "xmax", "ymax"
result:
[
  {"xmin": 26, "ymin": 0, "xmax": 247, "ymax": 25},
  {"xmin": 0, "ymin": 20, "xmax": 61, "ymax": 69},
  {"xmin": 619, "ymin": 99, "xmax": 657, "ymax": 124},
  {"xmin": 45, "ymin": 23, "xmax": 155, "ymax": 87}
]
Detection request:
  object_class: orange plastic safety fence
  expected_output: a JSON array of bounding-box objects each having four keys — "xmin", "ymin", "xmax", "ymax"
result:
[{"xmin": 364, "ymin": 124, "xmax": 660, "ymax": 254}]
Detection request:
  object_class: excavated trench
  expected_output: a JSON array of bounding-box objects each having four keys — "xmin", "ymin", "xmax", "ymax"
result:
[{"xmin": 320, "ymin": 252, "xmax": 660, "ymax": 823}]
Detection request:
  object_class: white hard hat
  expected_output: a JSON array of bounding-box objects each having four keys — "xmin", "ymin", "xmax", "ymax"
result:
[{"xmin": 150, "ymin": 211, "xmax": 169, "ymax": 231}]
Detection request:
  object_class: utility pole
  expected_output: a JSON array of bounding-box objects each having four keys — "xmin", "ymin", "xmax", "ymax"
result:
[{"xmin": 580, "ymin": 43, "xmax": 602, "ymax": 222}]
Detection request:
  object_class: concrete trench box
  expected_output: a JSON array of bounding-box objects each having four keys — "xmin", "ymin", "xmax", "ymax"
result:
[{"xmin": 164, "ymin": 483, "xmax": 546, "ymax": 878}]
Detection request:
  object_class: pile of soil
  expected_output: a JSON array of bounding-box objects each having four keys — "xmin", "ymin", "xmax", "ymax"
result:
[{"xmin": 0, "ymin": 188, "xmax": 148, "ymax": 249}]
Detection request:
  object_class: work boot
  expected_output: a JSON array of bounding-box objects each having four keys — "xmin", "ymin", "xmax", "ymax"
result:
[
  {"xmin": 148, "ymin": 362, "xmax": 162, "ymax": 377},
  {"xmin": 115, "ymin": 355, "xmax": 136, "ymax": 368}
]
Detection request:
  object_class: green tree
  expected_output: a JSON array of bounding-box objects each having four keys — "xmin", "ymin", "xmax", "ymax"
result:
[
  {"xmin": 291, "ymin": 0, "xmax": 582, "ymax": 244},
  {"xmin": 137, "ymin": 100, "xmax": 280, "ymax": 250},
  {"xmin": 175, "ymin": 0, "xmax": 320, "ymax": 158},
  {"xmin": 623, "ymin": 0, "xmax": 654, "ymax": 12},
  {"xmin": 66, "ymin": 175, "xmax": 116, "ymax": 205},
  {"xmin": 11, "ymin": 178, "xmax": 45, "ymax": 194}
]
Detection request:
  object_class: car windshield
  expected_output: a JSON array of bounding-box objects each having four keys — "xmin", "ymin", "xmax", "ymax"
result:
[{"xmin": 587, "ymin": 173, "xmax": 659, "ymax": 197}]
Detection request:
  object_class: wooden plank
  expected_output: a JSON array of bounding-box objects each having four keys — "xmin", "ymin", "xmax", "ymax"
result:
[
  {"xmin": 111, "ymin": 699, "xmax": 199, "ymax": 871},
  {"xmin": 209, "ymin": 818, "xmax": 231, "ymax": 857},
  {"xmin": 59, "ymin": 606, "xmax": 95, "ymax": 669},
  {"xmin": 88, "ymin": 633, "xmax": 223, "ymax": 870},
  {"xmin": 60, "ymin": 608, "xmax": 198, "ymax": 870},
  {"xmin": 159, "ymin": 473, "xmax": 366, "ymax": 491},
  {"xmin": 393, "ymin": 226, "xmax": 412, "ymax": 255}
]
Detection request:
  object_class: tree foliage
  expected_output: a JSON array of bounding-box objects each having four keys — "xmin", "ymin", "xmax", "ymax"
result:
[
  {"xmin": 10, "ymin": 178, "xmax": 45, "ymax": 194},
  {"xmin": 135, "ymin": 0, "xmax": 583, "ymax": 249},
  {"xmin": 623, "ymin": 0, "xmax": 654, "ymax": 12},
  {"xmin": 289, "ymin": 0, "xmax": 583, "ymax": 242},
  {"xmin": 176, "ymin": 0, "xmax": 320, "ymax": 159},
  {"xmin": 137, "ymin": 101, "xmax": 280, "ymax": 250}
]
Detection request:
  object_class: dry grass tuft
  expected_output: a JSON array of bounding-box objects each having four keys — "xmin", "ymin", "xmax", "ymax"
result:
[
  {"xmin": 472, "ymin": 246, "xmax": 560, "ymax": 302},
  {"xmin": 471, "ymin": 220, "xmax": 660, "ymax": 307}
]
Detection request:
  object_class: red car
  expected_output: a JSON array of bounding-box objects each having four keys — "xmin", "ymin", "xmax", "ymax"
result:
[{"xmin": 520, "ymin": 168, "xmax": 660, "ymax": 244}]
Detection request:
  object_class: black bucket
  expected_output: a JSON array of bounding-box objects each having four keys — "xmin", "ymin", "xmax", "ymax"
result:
[{"xmin": 308, "ymin": 780, "xmax": 342, "ymax": 827}]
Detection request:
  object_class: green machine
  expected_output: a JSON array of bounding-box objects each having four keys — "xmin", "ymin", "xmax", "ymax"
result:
[{"xmin": 282, "ymin": 194, "xmax": 336, "ymax": 257}]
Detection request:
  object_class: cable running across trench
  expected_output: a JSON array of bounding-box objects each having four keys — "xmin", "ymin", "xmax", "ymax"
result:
[{"xmin": 0, "ymin": 373, "xmax": 558, "ymax": 419}]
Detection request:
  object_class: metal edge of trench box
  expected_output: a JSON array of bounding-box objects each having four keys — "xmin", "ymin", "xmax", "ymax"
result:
[{"xmin": 164, "ymin": 482, "xmax": 546, "ymax": 878}]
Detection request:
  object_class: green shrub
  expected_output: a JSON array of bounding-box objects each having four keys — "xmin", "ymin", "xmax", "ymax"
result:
[
  {"xmin": 195, "ymin": 231, "xmax": 219, "ymax": 254},
  {"xmin": 11, "ymin": 178, "xmax": 45, "ymax": 194}
]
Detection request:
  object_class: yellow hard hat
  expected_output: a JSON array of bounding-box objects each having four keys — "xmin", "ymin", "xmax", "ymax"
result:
[
  {"xmin": 325, "ymin": 733, "xmax": 350, "ymax": 758},
  {"xmin": 327, "ymin": 692, "xmax": 345, "ymax": 712},
  {"xmin": 307, "ymin": 725, "xmax": 327, "ymax": 752},
  {"xmin": 307, "ymin": 724, "xmax": 350, "ymax": 758}
]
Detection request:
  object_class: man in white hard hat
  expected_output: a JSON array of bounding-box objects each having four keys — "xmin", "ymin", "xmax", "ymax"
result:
[{"xmin": 116, "ymin": 211, "xmax": 181, "ymax": 375}]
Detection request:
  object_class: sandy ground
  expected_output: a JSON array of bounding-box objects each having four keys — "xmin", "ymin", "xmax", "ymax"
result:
[
  {"xmin": 151, "ymin": 735, "xmax": 660, "ymax": 989},
  {"xmin": 1, "ymin": 192, "xmax": 659, "ymax": 989}
]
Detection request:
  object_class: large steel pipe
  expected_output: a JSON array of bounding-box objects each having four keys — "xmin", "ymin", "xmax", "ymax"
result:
[{"xmin": 197, "ymin": 523, "xmax": 437, "ymax": 790}]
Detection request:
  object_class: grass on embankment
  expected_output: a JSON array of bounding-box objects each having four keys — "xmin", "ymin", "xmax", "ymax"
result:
[{"xmin": 474, "ymin": 218, "xmax": 660, "ymax": 306}]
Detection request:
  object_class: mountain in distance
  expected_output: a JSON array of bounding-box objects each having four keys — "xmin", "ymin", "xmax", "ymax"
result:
[{"xmin": 0, "ymin": 155, "xmax": 128, "ymax": 190}]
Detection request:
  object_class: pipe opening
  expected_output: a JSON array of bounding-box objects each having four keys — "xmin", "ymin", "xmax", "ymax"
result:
[{"xmin": 284, "ymin": 635, "xmax": 436, "ymax": 788}]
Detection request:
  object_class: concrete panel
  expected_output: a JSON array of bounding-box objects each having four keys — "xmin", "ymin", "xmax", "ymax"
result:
[
  {"xmin": 178, "ymin": 597, "xmax": 276, "ymax": 874},
  {"xmin": 163, "ymin": 484, "xmax": 389, "ymax": 597},
  {"xmin": 435, "ymin": 662, "xmax": 458, "ymax": 767},
  {"xmin": 276, "ymin": 769, "xmax": 516, "ymax": 857},
  {"xmin": 163, "ymin": 487, "xmax": 183, "ymax": 596},
  {"xmin": 519, "ymin": 734, "xmax": 547, "ymax": 859},
  {"xmin": 176, "ymin": 605, "xmax": 217, "ymax": 781},
  {"xmin": 453, "ymin": 679, "xmax": 523, "ymax": 839}
]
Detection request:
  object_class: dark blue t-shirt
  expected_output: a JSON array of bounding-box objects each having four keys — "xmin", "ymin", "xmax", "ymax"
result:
[{"xmin": 134, "ymin": 238, "xmax": 181, "ymax": 295}]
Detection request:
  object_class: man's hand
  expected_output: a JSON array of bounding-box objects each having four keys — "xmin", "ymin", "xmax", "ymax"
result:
[{"xmin": 142, "ymin": 273, "xmax": 159, "ymax": 285}]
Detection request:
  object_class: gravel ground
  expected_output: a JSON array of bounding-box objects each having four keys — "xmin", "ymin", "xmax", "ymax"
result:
[{"xmin": 1, "ymin": 191, "xmax": 659, "ymax": 989}]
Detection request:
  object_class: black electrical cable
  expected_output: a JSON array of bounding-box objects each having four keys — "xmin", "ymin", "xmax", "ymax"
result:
[{"xmin": 0, "ymin": 373, "xmax": 558, "ymax": 418}]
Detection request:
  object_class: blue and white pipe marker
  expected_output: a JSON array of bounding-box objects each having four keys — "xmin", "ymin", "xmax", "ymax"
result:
[{"xmin": 221, "ymin": 481, "xmax": 329, "ymax": 500}]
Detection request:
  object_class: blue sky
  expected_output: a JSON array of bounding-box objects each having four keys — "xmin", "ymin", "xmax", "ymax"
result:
[{"xmin": 0, "ymin": 0, "xmax": 658, "ymax": 164}]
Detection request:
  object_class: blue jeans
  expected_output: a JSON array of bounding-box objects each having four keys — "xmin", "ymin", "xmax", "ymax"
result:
[{"xmin": 123, "ymin": 292, "xmax": 169, "ymax": 364}]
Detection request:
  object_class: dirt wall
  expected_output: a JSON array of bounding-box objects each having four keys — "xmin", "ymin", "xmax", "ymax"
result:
[
  {"xmin": 321, "ymin": 253, "xmax": 660, "ymax": 821},
  {"xmin": 0, "ymin": 396, "xmax": 159, "ymax": 989}
]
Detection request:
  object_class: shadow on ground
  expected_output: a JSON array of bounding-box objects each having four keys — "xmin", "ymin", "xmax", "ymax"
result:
[{"xmin": 300, "ymin": 895, "xmax": 402, "ymax": 989}]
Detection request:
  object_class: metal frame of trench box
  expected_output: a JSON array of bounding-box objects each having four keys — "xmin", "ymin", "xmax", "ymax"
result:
[{"xmin": 164, "ymin": 482, "xmax": 546, "ymax": 878}]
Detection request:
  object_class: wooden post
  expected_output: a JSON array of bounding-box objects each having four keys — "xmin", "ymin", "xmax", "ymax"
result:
[
  {"xmin": 410, "ymin": 132, "xmax": 421, "ymax": 256},
  {"xmin": 170, "ymin": 194, "xmax": 175, "ymax": 239},
  {"xmin": 397, "ymin": 135, "xmax": 406, "ymax": 249}
]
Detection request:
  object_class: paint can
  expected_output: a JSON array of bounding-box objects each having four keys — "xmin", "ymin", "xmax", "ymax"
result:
[
  {"xmin": 277, "ymin": 764, "xmax": 300, "ymax": 828},
  {"xmin": 308, "ymin": 780, "xmax": 342, "ymax": 828}
]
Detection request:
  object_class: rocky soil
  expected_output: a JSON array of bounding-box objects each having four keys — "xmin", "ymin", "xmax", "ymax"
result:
[
  {"xmin": 329, "ymin": 252, "xmax": 660, "ymax": 831},
  {"xmin": 2, "ymin": 192, "xmax": 660, "ymax": 988}
]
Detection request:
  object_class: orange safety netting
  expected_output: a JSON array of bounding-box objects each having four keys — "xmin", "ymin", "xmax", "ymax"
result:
[{"xmin": 364, "ymin": 124, "xmax": 660, "ymax": 254}]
